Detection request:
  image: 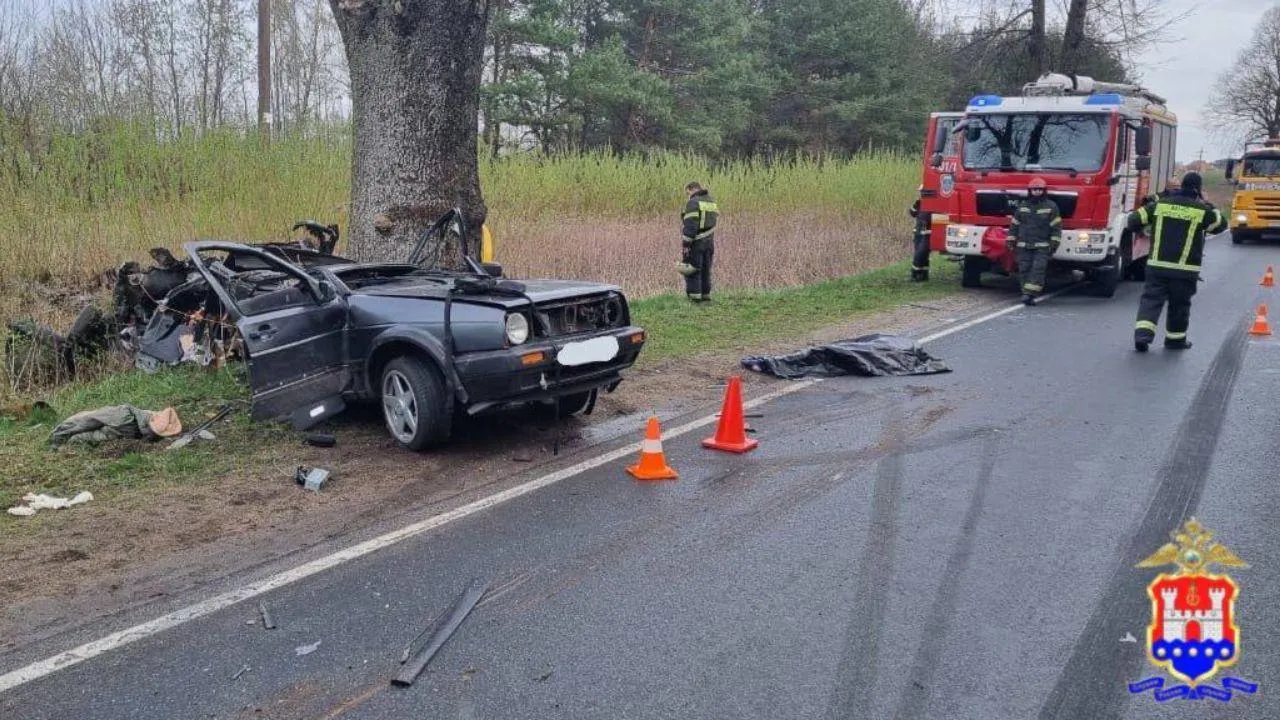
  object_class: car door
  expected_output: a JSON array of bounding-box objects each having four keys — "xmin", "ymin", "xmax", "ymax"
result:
[{"xmin": 186, "ymin": 242, "xmax": 350, "ymax": 422}]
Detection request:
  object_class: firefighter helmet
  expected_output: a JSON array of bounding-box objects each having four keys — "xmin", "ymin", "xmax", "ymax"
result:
[{"xmin": 1028, "ymin": 178, "xmax": 1048, "ymax": 191}]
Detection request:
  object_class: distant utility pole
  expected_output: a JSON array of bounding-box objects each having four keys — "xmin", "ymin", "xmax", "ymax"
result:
[{"xmin": 257, "ymin": 0, "xmax": 272, "ymax": 144}]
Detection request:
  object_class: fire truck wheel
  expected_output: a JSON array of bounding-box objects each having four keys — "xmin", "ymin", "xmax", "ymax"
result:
[
  {"xmin": 961, "ymin": 256, "xmax": 987, "ymax": 288},
  {"xmin": 1086, "ymin": 258, "xmax": 1122, "ymax": 298},
  {"xmin": 1231, "ymin": 230, "xmax": 1249, "ymax": 245}
]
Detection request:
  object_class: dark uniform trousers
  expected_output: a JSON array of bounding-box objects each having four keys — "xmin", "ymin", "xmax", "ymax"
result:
[
  {"xmin": 1134, "ymin": 269, "xmax": 1197, "ymax": 343},
  {"xmin": 1016, "ymin": 246, "xmax": 1052, "ymax": 295},
  {"xmin": 684, "ymin": 237, "xmax": 714, "ymax": 297},
  {"xmin": 912, "ymin": 213, "xmax": 931, "ymax": 273}
]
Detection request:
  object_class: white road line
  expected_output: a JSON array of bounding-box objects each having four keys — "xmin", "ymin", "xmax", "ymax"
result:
[
  {"xmin": 0, "ymin": 379, "xmax": 816, "ymax": 694},
  {"xmin": 0, "ymin": 286, "xmax": 1062, "ymax": 694}
]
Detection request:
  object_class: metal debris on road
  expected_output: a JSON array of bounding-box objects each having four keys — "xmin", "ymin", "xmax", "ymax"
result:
[
  {"xmin": 231, "ymin": 665, "xmax": 251, "ymax": 681},
  {"xmin": 295, "ymin": 641, "xmax": 321, "ymax": 656},
  {"xmin": 295, "ymin": 466, "xmax": 330, "ymax": 492},
  {"xmin": 1120, "ymin": 632, "xmax": 1137, "ymax": 643},
  {"xmin": 392, "ymin": 578, "xmax": 489, "ymax": 688},
  {"xmin": 259, "ymin": 601, "xmax": 276, "ymax": 630}
]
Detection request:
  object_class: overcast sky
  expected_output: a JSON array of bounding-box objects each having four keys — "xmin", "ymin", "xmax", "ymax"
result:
[{"xmin": 1131, "ymin": 0, "xmax": 1275, "ymax": 162}]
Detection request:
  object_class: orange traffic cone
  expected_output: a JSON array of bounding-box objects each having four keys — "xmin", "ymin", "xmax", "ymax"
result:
[
  {"xmin": 627, "ymin": 416, "xmax": 678, "ymax": 480},
  {"xmin": 703, "ymin": 376, "xmax": 759, "ymax": 453},
  {"xmin": 1249, "ymin": 305, "xmax": 1272, "ymax": 336},
  {"xmin": 1263, "ymin": 266, "xmax": 1276, "ymax": 288}
]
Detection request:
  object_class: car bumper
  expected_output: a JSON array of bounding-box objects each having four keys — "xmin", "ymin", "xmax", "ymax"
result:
[{"xmin": 455, "ymin": 326, "xmax": 646, "ymax": 412}]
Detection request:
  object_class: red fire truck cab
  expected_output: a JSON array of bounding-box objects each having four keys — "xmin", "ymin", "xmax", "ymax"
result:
[{"xmin": 927, "ymin": 73, "xmax": 1178, "ymax": 298}]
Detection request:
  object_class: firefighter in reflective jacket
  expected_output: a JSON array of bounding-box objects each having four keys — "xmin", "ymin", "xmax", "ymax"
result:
[
  {"xmin": 1128, "ymin": 172, "xmax": 1227, "ymax": 352},
  {"xmin": 680, "ymin": 181, "xmax": 718, "ymax": 302},
  {"xmin": 1006, "ymin": 177, "xmax": 1062, "ymax": 305}
]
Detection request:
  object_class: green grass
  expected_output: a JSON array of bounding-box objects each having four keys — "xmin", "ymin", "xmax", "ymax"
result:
[
  {"xmin": 631, "ymin": 261, "xmax": 960, "ymax": 362},
  {"xmin": 1, "ymin": 260, "xmax": 962, "ymax": 509},
  {"xmin": 0, "ymin": 120, "xmax": 917, "ymax": 283},
  {"xmin": 0, "ymin": 365, "xmax": 288, "ymax": 511}
]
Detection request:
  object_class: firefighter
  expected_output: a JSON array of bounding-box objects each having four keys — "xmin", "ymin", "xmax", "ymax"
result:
[
  {"xmin": 680, "ymin": 181, "xmax": 718, "ymax": 302},
  {"xmin": 1129, "ymin": 172, "xmax": 1227, "ymax": 352},
  {"xmin": 1006, "ymin": 177, "xmax": 1062, "ymax": 305},
  {"xmin": 909, "ymin": 192, "xmax": 931, "ymax": 281}
]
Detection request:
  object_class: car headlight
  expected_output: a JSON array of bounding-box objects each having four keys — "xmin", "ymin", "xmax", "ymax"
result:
[
  {"xmin": 1237, "ymin": 214, "xmax": 1249, "ymax": 224},
  {"xmin": 505, "ymin": 313, "xmax": 530, "ymax": 345}
]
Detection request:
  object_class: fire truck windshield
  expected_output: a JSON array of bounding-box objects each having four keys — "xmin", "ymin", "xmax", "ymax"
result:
[
  {"xmin": 962, "ymin": 113, "xmax": 1109, "ymax": 173},
  {"xmin": 1243, "ymin": 155, "xmax": 1280, "ymax": 177}
]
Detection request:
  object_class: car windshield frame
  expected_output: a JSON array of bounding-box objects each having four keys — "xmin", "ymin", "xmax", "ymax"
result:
[{"xmin": 962, "ymin": 112, "xmax": 1112, "ymax": 173}]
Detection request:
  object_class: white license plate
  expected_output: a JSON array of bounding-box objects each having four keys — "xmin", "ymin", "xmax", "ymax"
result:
[{"xmin": 557, "ymin": 336, "xmax": 620, "ymax": 367}]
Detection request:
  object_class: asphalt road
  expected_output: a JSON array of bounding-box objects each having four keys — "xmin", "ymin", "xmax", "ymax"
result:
[{"xmin": 5, "ymin": 236, "xmax": 1280, "ymax": 720}]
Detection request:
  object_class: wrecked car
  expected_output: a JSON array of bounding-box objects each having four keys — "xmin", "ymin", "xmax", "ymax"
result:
[{"xmin": 147, "ymin": 211, "xmax": 646, "ymax": 450}]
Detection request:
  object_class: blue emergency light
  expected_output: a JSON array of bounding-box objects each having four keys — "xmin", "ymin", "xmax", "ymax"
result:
[
  {"xmin": 1085, "ymin": 93, "xmax": 1123, "ymax": 105},
  {"xmin": 968, "ymin": 95, "xmax": 1003, "ymax": 108}
]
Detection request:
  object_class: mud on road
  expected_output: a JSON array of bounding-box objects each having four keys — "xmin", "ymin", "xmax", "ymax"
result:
[{"xmin": 0, "ymin": 290, "xmax": 997, "ymax": 661}]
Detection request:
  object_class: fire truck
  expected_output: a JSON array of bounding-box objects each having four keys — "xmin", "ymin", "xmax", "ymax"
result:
[
  {"xmin": 927, "ymin": 73, "xmax": 1178, "ymax": 298},
  {"xmin": 1225, "ymin": 138, "xmax": 1280, "ymax": 244}
]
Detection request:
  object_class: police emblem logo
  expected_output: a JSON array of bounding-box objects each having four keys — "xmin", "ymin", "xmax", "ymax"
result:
[{"xmin": 1129, "ymin": 519, "xmax": 1260, "ymax": 703}]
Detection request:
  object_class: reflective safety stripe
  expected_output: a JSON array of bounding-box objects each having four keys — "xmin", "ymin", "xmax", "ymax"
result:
[
  {"xmin": 694, "ymin": 229, "xmax": 714, "ymax": 240},
  {"xmin": 682, "ymin": 212, "xmax": 699, "ymax": 220},
  {"xmin": 1166, "ymin": 332, "xmax": 1187, "ymax": 340},
  {"xmin": 1148, "ymin": 258, "xmax": 1201, "ymax": 272},
  {"xmin": 1023, "ymin": 283, "xmax": 1043, "ymax": 291},
  {"xmin": 1010, "ymin": 217, "xmax": 1020, "ymax": 224},
  {"xmin": 1135, "ymin": 320, "xmax": 1158, "ymax": 331},
  {"xmin": 1137, "ymin": 206, "xmax": 1151, "ymax": 224},
  {"xmin": 1036, "ymin": 208, "xmax": 1052, "ymax": 215},
  {"xmin": 641, "ymin": 438, "xmax": 664, "ymax": 453},
  {"xmin": 1050, "ymin": 217, "xmax": 1062, "ymax": 226}
]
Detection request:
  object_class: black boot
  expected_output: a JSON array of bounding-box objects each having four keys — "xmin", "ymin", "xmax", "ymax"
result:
[
  {"xmin": 910, "ymin": 268, "xmax": 929, "ymax": 282},
  {"xmin": 1135, "ymin": 339, "xmax": 1150, "ymax": 353},
  {"xmin": 1164, "ymin": 338, "xmax": 1192, "ymax": 350},
  {"xmin": 1022, "ymin": 294, "xmax": 1037, "ymax": 306}
]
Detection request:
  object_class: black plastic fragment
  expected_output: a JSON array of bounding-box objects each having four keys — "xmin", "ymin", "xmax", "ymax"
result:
[
  {"xmin": 305, "ymin": 433, "xmax": 337, "ymax": 448},
  {"xmin": 393, "ymin": 579, "xmax": 489, "ymax": 687}
]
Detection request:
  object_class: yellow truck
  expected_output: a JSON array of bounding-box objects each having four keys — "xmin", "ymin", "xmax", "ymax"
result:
[{"xmin": 1225, "ymin": 139, "xmax": 1280, "ymax": 244}]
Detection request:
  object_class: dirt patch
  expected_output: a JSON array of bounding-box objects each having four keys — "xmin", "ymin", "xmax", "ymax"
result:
[{"xmin": 0, "ymin": 289, "xmax": 999, "ymax": 654}]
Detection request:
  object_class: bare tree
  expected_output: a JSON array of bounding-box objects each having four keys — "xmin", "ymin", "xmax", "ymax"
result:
[
  {"xmin": 1208, "ymin": 7, "xmax": 1280, "ymax": 148},
  {"xmin": 274, "ymin": 0, "xmax": 344, "ymax": 131},
  {"xmin": 329, "ymin": 0, "xmax": 492, "ymax": 261}
]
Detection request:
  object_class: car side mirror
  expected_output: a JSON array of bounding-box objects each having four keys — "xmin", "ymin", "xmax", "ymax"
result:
[
  {"xmin": 313, "ymin": 280, "xmax": 336, "ymax": 303},
  {"xmin": 966, "ymin": 125, "xmax": 982, "ymax": 143},
  {"xmin": 1134, "ymin": 127, "xmax": 1152, "ymax": 157},
  {"xmin": 930, "ymin": 153, "xmax": 943, "ymax": 168},
  {"xmin": 1225, "ymin": 160, "xmax": 1235, "ymax": 179},
  {"xmin": 1135, "ymin": 156, "xmax": 1151, "ymax": 172}
]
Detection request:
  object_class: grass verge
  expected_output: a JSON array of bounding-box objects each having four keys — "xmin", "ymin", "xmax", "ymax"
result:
[
  {"xmin": 630, "ymin": 260, "xmax": 960, "ymax": 362},
  {"xmin": 1, "ymin": 261, "xmax": 961, "ymax": 511}
]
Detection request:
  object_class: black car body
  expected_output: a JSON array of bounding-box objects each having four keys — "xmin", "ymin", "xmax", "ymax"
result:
[{"xmin": 171, "ymin": 239, "xmax": 646, "ymax": 450}]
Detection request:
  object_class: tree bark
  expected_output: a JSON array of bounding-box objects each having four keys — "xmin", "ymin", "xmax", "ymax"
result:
[
  {"xmin": 1061, "ymin": 0, "xmax": 1088, "ymax": 75},
  {"xmin": 330, "ymin": 0, "xmax": 492, "ymax": 262},
  {"xmin": 1029, "ymin": 0, "xmax": 1046, "ymax": 80}
]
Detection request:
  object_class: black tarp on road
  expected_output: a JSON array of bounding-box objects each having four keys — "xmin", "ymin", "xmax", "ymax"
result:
[{"xmin": 741, "ymin": 333, "xmax": 950, "ymax": 380}]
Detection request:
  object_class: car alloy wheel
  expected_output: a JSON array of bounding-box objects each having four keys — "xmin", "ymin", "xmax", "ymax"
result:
[{"xmin": 382, "ymin": 369, "xmax": 419, "ymax": 445}]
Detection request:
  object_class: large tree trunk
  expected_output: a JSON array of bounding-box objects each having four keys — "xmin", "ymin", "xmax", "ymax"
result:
[
  {"xmin": 1061, "ymin": 0, "xmax": 1088, "ymax": 75},
  {"xmin": 330, "ymin": 0, "xmax": 492, "ymax": 262},
  {"xmin": 1029, "ymin": 0, "xmax": 1046, "ymax": 80}
]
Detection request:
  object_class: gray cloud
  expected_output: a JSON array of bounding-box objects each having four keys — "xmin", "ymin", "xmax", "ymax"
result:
[{"xmin": 1131, "ymin": 0, "xmax": 1273, "ymax": 161}]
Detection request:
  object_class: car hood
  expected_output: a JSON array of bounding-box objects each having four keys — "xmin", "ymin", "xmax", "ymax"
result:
[{"xmin": 356, "ymin": 278, "xmax": 623, "ymax": 307}]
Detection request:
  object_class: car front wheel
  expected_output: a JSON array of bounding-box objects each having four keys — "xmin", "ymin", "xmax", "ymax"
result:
[{"xmin": 381, "ymin": 356, "xmax": 452, "ymax": 451}]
